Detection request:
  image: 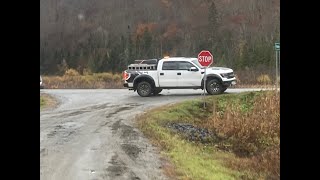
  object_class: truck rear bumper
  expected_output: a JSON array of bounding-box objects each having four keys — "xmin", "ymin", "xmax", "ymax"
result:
[{"xmin": 123, "ymin": 83, "xmax": 134, "ymax": 89}]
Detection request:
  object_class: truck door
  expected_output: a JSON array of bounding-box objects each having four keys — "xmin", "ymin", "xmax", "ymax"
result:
[
  {"xmin": 158, "ymin": 61, "xmax": 179, "ymax": 87},
  {"xmin": 176, "ymin": 61, "xmax": 202, "ymax": 87}
]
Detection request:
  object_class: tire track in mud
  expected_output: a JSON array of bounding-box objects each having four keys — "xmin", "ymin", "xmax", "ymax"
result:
[
  {"xmin": 48, "ymin": 103, "xmax": 112, "ymax": 119},
  {"xmin": 93, "ymin": 103, "xmax": 144, "ymax": 179},
  {"xmin": 42, "ymin": 103, "xmax": 139, "ymax": 142},
  {"xmin": 93, "ymin": 103, "xmax": 140, "ymax": 133},
  {"xmin": 40, "ymin": 103, "xmax": 113, "ymax": 134},
  {"xmin": 105, "ymin": 116, "xmax": 144, "ymax": 179},
  {"xmin": 104, "ymin": 154, "xmax": 141, "ymax": 180}
]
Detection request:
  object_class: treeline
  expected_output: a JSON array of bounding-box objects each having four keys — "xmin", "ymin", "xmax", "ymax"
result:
[{"xmin": 40, "ymin": 0, "xmax": 280, "ymax": 75}]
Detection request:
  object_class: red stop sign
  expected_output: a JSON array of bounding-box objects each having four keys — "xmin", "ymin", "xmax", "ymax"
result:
[{"xmin": 198, "ymin": 50, "xmax": 213, "ymax": 67}]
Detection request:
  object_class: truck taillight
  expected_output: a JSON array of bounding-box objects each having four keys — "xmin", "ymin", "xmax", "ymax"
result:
[{"xmin": 122, "ymin": 71, "xmax": 130, "ymax": 81}]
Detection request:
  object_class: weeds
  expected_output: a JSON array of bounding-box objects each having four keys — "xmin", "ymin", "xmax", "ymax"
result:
[
  {"xmin": 42, "ymin": 69, "xmax": 123, "ymax": 89},
  {"xmin": 40, "ymin": 93, "xmax": 58, "ymax": 110},
  {"xmin": 257, "ymin": 74, "xmax": 272, "ymax": 85},
  {"xmin": 40, "ymin": 96, "xmax": 45, "ymax": 108},
  {"xmin": 137, "ymin": 91, "xmax": 280, "ymax": 179},
  {"xmin": 205, "ymin": 91, "xmax": 280, "ymax": 178},
  {"xmin": 43, "ymin": 68, "xmax": 278, "ymax": 89},
  {"xmin": 233, "ymin": 69, "xmax": 277, "ymax": 88}
]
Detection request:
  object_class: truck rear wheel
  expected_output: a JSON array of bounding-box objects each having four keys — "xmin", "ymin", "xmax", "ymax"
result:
[
  {"xmin": 137, "ymin": 81, "xmax": 152, "ymax": 97},
  {"xmin": 206, "ymin": 79, "xmax": 222, "ymax": 95}
]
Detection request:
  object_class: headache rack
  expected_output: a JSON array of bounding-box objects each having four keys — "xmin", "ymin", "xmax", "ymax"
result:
[
  {"xmin": 128, "ymin": 63, "xmax": 157, "ymax": 70},
  {"xmin": 127, "ymin": 59, "xmax": 158, "ymax": 70}
]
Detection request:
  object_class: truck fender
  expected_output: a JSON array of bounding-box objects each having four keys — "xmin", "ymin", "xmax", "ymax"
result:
[
  {"xmin": 201, "ymin": 74, "xmax": 222, "ymax": 88},
  {"xmin": 133, "ymin": 74, "xmax": 156, "ymax": 91}
]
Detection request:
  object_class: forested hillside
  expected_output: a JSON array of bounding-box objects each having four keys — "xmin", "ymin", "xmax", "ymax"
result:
[{"xmin": 40, "ymin": 0, "xmax": 280, "ymax": 75}]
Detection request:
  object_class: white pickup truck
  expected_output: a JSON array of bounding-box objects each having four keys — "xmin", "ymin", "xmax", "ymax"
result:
[{"xmin": 123, "ymin": 57, "xmax": 236, "ymax": 97}]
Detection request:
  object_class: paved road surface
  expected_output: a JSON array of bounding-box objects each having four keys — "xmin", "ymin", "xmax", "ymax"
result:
[{"xmin": 40, "ymin": 88, "xmax": 264, "ymax": 180}]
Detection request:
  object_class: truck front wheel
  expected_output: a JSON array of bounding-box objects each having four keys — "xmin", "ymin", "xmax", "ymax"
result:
[
  {"xmin": 152, "ymin": 88, "xmax": 162, "ymax": 95},
  {"xmin": 221, "ymin": 86, "xmax": 228, "ymax": 93},
  {"xmin": 137, "ymin": 81, "xmax": 152, "ymax": 97},
  {"xmin": 206, "ymin": 79, "xmax": 223, "ymax": 95}
]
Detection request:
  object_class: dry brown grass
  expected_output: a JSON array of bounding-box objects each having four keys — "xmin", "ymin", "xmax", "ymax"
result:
[
  {"xmin": 42, "ymin": 69, "xmax": 123, "ymax": 89},
  {"xmin": 40, "ymin": 93, "xmax": 58, "ymax": 110},
  {"xmin": 235, "ymin": 69, "xmax": 277, "ymax": 86},
  {"xmin": 204, "ymin": 91, "xmax": 280, "ymax": 178},
  {"xmin": 136, "ymin": 91, "xmax": 279, "ymax": 179},
  {"xmin": 159, "ymin": 157, "xmax": 181, "ymax": 180},
  {"xmin": 42, "ymin": 68, "xmax": 279, "ymax": 89}
]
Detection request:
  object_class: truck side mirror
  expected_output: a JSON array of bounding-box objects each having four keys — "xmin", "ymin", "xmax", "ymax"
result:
[{"xmin": 189, "ymin": 67, "xmax": 198, "ymax": 72}]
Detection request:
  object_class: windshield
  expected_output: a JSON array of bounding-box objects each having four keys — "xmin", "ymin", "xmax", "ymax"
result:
[{"xmin": 191, "ymin": 60, "xmax": 204, "ymax": 69}]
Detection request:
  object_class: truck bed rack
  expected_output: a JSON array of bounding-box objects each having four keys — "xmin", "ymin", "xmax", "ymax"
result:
[{"xmin": 128, "ymin": 64, "xmax": 157, "ymax": 70}]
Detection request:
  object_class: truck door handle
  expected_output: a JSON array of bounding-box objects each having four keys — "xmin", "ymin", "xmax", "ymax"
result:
[
  {"xmin": 160, "ymin": 73, "xmax": 164, "ymax": 75},
  {"xmin": 177, "ymin": 73, "xmax": 181, "ymax": 75}
]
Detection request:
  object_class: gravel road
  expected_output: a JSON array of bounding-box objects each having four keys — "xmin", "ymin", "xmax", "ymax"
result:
[{"xmin": 40, "ymin": 88, "xmax": 263, "ymax": 180}]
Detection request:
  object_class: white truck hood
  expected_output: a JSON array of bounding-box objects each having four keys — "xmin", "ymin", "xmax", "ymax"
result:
[{"xmin": 203, "ymin": 67, "xmax": 234, "ymax": 74}]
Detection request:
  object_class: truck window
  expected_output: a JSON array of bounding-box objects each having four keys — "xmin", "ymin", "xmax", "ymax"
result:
[
  {"xmin": 191, "ymin": 59, "xmax": 204, "ymax": 69},
  {"xmin": 178, "ymin": 61, "xmax": 196, "ymax": 70},
  {"xmin": 162, "ymin": 61, "xmax": 178, "ymax": 70}
]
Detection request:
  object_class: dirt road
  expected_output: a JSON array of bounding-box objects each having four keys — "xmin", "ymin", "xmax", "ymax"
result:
[{"xmin": 40, "ymin": 89, "xmax": 262, "ymax": 180}]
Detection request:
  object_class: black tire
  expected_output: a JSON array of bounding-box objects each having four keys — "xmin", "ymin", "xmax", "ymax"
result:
[
  {"xmin": 152, "ymin": 88, "xmax": 162, "ymax": 95},
  {"xmin": 206, "ymin": 79, "xmax": 223, "ymax": 95},
  {"xmin": 137, "ymin": 81, "xmax": 152, "ymax": 97}
]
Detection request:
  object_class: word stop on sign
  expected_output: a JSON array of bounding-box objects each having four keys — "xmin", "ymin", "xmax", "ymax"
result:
[{"xmin": 198, "ymin": 56, "xmax": 212, "ymax": 62}]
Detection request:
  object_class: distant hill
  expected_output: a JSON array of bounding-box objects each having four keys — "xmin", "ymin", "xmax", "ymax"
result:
[{"xmin": 40, "ymin": 0, "xmax": 280, "ymax": 74}]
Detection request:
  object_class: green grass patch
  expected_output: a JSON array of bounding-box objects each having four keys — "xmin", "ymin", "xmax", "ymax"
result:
[
  {"xmin": 138, "ymin": 115, "xmax": 242, "ymax": 180},
  {"xmin": 137, "ymin": 91, "xmax": 279, "ymax": 180},
  {"xmin": 40, "ymin": 94, "xmax": 57, "ymax": 110},
  {"xmin": 40, "ymin": 96, "xmax": 46, "ymax": 109}
]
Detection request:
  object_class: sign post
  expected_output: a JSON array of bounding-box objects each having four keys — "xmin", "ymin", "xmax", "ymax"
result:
[
  {"xmin": 274, "ymin": 43, "xmax": 280, "ymax": 90},
  {"xmin": 198, "ymin": 50, "xmax": 214, "ymax": 108}
]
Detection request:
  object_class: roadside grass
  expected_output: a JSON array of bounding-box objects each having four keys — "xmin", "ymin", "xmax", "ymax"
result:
[
  {"xmin": 137, "ymin": 91, "xmax": 279, "ymax": 180},
  {"xmin": 137, "ymin": 105, "xmax": 242, "ymax": 180},
  {"xmin": 235, "ymin": 69, "xmax": 277, "ymax": 85},
  {"xmin": 42, "ymin": 68, "xmax": 278, "ymax": 89},
  {"xmin": 40, "ymin": 96, "xmax": 46, "ymax": 109},
  {"xmin": 40, "ymin": 93, "xmax": 58, "ymax": 110},
  {"xmin": 42, "ymin": 69, "xmax": 123, "ymax": 89}
]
